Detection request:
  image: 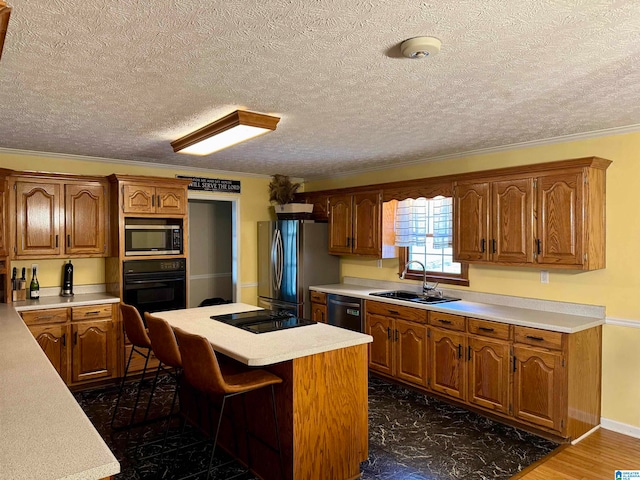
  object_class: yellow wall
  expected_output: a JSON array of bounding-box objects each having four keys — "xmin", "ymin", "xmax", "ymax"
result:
[
  {"xmin": 306, "ymin": 131, "xmax": 640, "ymax": 429},
  {"xmin": 0, "ymin": 151, "xmax": 273, "ymax": 304}
]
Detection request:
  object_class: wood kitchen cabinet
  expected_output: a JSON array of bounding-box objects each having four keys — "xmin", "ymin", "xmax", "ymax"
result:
[
  {"xmin": 11, "ymin": 176, "xmax": 108, "ymax": 258},
  {"xmin": 428, "ymin": 312, "xmax": 466, "ymax": 401},
  {"xmin": 365, "ymin": 301, "xmax": 428, "ymax": 388},
  {"xmin": 453, "ymin": 157, "xmax": 611, "ymax": 270},
  {"xmin": 19, "ymin": 303, "xmax": 119, "ymax": 387},
  {"xmin": 121, "ymin": 183, "xmax": 186, "ymax": 215},
  {"xmin": 328, "ymin": 191, "xmax": 383, "ymax": 257},
  {"xmin": 310, "ymin": 290, "xmax": 328, "ymax": 323},
  {"xmin": 295, "ymin": 191, "xmax": 329, "ymax": 221}
]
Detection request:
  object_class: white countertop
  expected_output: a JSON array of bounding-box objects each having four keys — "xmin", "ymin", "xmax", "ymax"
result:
[
  {"xmin": 311, "ymin": 283, "xmax": 604, "ymax": 334},
  {"xmin": 0, "ymin": 304, "xmax": 119, "ymax": 480},
  {"xmin": 155, "ymin": 303, "xmax": 373, "ymax": 367},
  {"xmin": 13, "ymin": 293, "xmax": 120, "ymax": 312}
]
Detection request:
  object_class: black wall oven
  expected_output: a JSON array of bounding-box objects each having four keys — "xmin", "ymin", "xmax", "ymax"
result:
[{"xmin": 123, "ymin": 259, "xmax": 186, "ymax": 317}]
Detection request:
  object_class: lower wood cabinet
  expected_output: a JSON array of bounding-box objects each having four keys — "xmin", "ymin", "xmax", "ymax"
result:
[
  {"xmin": 310, "ymin": 291, "xmax": 328, "ymax": 323},
  {"xmin": 364, "ymin": 299, "xmax": 601, "ymax": 441},
  {"xmin": 21, "ymin": 303, "xmax": 118, "ymax": 386},
  {"xmin": 365, "ymin": 301, "xmax": 428, "ymax": 388}
]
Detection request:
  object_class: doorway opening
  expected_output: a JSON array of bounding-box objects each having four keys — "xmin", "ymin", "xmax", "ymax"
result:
[{"xmin": 187, "ymin": 193, "xmax": 238, "ymax": 307}]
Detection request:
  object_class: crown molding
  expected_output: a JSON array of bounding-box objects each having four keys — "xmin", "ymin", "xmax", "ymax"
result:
[
  {"xmin": 0, "ymin": 147, "xmax": 273, "ymax": 180},
  {"xmin": 306, "ymin": 123, "xmax": 640, "ymax": 182}
]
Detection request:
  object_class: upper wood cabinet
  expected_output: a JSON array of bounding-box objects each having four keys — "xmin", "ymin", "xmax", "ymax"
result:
[
  {"xmin": 328, "ymin": 191, "xmax": 383, "ymax": 257},
  {"xmin": 453, "ymin": 157, "xmax": 611, "ymax": 270},
  {"xmin": 121, "ymin": 183, "xmax": 186, "ymax": 215},
  {"xmin": 12, "ymin": 178, "xmax": 108, "ymax": 258},
  {"xmin": 295, "ymin": 191, "xmax": 329, "ymax": 221}
]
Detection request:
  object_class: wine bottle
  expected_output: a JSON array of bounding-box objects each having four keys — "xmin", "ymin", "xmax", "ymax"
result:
[{"xmin": 30, "ymin": 267, "xmax": 40, "ymax": 300}]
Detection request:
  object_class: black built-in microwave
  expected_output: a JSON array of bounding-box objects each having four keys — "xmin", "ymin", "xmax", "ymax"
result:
[{"xmin": 124, "ymin": 224, "xmax": 182, "ymax": 256}]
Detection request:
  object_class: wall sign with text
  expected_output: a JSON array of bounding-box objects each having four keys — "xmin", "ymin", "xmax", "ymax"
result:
[{"xmin": 177, "ymin": 175, "xmax": 241, "ymax": 193}]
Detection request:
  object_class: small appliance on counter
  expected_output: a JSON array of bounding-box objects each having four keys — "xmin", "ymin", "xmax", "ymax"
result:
[{"xmin": 61, "ymin": 260, "xmax": 73, "ymax": 297}]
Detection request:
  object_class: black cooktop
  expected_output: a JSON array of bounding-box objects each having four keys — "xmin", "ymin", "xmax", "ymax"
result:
[{"xmin": 211, "ymin": 310, "xmax": 316, "ymax": 334}]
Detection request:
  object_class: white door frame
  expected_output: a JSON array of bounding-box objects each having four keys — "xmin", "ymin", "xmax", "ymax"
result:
[{"xmin": 187, "ymin": 192, "xmax": 240, "ymax": 304}]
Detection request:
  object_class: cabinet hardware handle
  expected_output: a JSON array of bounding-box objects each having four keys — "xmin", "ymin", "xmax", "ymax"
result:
[
  {"xmin": 457, "ymin": 344, "xmax": 462, "ymax": 359},
  {"xmin": 492, "ymin": 239, "xmax": 497, "ymax": 254},
  {"xmin": 387, "ymin": 327, "xmax": 391, "ymax": 340},
  {"xmin": 346, "ymin": 237, "xmax": 350, "ymax": 247},
  {"xmin": 84, "ymin": 311, "xmax": 101, "ymax": 315},
  {"xmin": 513, "ymin": 356, "xmax": 517, "ymax": 372},
  {"xmin": 67, "ymin": 235, "xmax": 71, "ymax": 247},
  {"xmin": 74, "ymin": 332, "xmax": 78, "ymax": 345},
  {"xmin": 536, "ymin": 239, "xmax": 542, "ymax": 255},
  {"xmin": 37, "ymin": 315, "xmax": 54, "ymax": 320},
  {"xmin": 526, "ymin": 335, "xmax": 545, "ymax": 342},
  {"xmin": 480, "ymin": 239, "xmax": 486, "ymax": 253},
  {"xmin": 321, "ymin": 311, "xmax": 324, "ymax": 322},
  {"xmin": 438, "ymin": 319, "xmax": 452, "ymax": 325},
  {"xmin": 55, "ymin": 235, "xmax": 59, "ymax": 248},
  {"xmin": 468, "ymin": 345, "xmax": 472, "ymax": 361},
  {"xmin": 479, "ymin": 327, "xmax": 494, "ymax": 332},
  {"xmin": 388, "ymin": 310, "xmax": 399, "ymax": 315},
  {"xmin": 152, "ymin": 195, "xmax": 155, "ymax": 207},
  {"xmin": 395, "ymin": 329, "xmax": 399, "ymax": 341},
  {"xmin": 62, "ymin": 333, "xmax": 66, "ymax": 347}
]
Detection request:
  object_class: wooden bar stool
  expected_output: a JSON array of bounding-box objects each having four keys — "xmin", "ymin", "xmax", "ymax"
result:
[
  {"xmin": 111, "ymin": 303, "xmax": 154, "ymax": 430},
  {"xmin": 144, "ymin": 313, "xmax": 183, "ymax": 443},
  {"xmin": 173, "ymin": 327, "xmax": 284, "ymax": 480}
]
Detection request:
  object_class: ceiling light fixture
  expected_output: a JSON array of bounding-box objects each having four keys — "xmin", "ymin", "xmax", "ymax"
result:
[
  {"xmin": 0, "ymin": 1, "xmax": 12, "ymax": 61},
  {"xmin": 171, "ymin": 110, "xmax": 280, "ymax": 156},
  {"xmin": 400, "ymin": 36, "xmax": 442, "ymax": 59}
]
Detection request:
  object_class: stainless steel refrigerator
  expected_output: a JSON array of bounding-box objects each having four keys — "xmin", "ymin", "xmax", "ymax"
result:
[{"xmin": 258, "ymin": 220, "xmax": 340, "ymax": 319}]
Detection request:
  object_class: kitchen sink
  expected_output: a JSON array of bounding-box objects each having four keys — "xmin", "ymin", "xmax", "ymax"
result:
[{"xmin": 369, "ymin": 290, "xmax": 460, "ymax": 305}]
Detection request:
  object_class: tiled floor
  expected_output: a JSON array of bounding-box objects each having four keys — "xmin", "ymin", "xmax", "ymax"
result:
[{"xmin": 74, "ymin": 374, "xmax": 557, "ymax": 480}]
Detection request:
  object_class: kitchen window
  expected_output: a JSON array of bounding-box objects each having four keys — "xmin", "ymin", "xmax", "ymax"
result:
[{"xmin": 394, "ymin": 196, "xmax": 469, "ymax": 286}]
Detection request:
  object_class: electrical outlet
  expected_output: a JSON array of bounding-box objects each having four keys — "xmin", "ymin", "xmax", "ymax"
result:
[
  {"xmin": 540, "ymin": 270, "xmax": 549, "ymax": 284},
  {"xmin": 377, "ymin": 259, "xmax": 382, "ymax": 268}
]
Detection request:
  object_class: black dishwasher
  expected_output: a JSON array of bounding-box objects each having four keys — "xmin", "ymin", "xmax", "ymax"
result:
[{"xmin": 327, "ymin": 294, "xmax": 363, "ymax": 332}]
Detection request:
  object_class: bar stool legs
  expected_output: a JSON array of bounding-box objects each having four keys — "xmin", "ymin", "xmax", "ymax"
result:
[{"xmin": 110, "ymin": 345, "xmax": 152, "ymax": 430}]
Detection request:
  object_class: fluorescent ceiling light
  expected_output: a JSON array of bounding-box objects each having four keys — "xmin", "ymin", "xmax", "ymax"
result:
[
  {"xmin": 0, "ymin": 1, "xmax": 12, "ymax": 61},
  {"xmin": 171, "ymin": 110, "xmax": 280, "ymax": 156}
]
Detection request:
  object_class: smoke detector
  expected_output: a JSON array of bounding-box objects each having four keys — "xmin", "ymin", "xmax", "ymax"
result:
[{"xmin": 400, "ymin": 36, "xmax": 442, "ymax": 59}]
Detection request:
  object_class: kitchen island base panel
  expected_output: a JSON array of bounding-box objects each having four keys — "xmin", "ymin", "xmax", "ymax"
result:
[{"xmin": 180, "ymin": 344, "xmax": 369, "ymax": 480}]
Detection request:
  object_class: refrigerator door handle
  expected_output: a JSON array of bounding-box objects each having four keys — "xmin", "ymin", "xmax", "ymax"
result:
[
  {"xmin": 272, "ymin": 228, "xmax": 284, "ymax": 291},
  {"xmin": 276, "ymin": 228, "xmax": 284, "ymax": 290}
]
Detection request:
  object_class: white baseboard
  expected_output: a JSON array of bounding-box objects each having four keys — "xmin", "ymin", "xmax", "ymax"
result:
[{"xmin": 601, "ymin": 418, "xmax": 640, "ymax": 439}]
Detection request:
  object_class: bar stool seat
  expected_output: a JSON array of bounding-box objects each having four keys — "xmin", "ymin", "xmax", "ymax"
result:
[
  {"xmin": 174, "ymin": 327, "xmax": 284, "ymax": 480},
  {"xmin": 111, "ymin": 303, "xmax": 154, "ymax": 430}
]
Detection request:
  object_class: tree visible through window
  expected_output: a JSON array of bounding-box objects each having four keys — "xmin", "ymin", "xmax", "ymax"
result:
[{"xmin": 393, "ymin": 196, "xmax": 469, "ymax": 286}]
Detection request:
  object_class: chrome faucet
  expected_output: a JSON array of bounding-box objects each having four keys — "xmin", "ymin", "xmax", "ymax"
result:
[{"xmin": 400, "ymin": 260, "xmax": 440, "ymax": 297}]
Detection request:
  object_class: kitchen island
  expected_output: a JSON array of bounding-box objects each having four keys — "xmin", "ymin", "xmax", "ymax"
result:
[{"xmin": 155, "ymin": 303, "xmax": 373, "ymax": 480}]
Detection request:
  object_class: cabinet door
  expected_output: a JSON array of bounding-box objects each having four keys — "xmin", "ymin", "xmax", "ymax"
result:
[
  {"xmin": 122, "ymin": 184, "xmax": 155, "ymax": 213},
  {"xmin": 311, "ymin": 302, "xmax": 327, "ymax": 323},
  {"xmin": 395, "ymin": 319, "xmax": 428, "ymax": 388},
  {"xmin": 328, "ymin": 194, "xmax": 353, "ymax": 254},
  {"xmin": 365, "ymin": 314, "xmax": 394, "ymax": 376},
  {"xmin": 536, "ymin": 172, "xmax": 583, "ymax": 266},
  {"xmin": 15, "ymin": 181, "xmax": 61, "ymax": 256},
  {"xmin": 28, "ymin": 324, "xmax": 69, "ymax": 382},
  {"xmin": 352, "ymin": 192, "xmax": 381, "ymax": 256},
  {"xmin": 65, "ymin": 183, "xmax": 106, "ymax": 255},
  {"xmin": 492, "ymin": 178, "xmax": 534, "ymax": 263},
  {"xmin": 429, "ymin": 328, "xmax": 466, "ymax": 400},
  {"xmin": 467, "ymin": 336, "xmax": 510, "ymax": 414},
  {"xmin": 454, "ymin": 182, "xmax": 489, "ymax": 261},
  {"xmin": 156, "ymin": 186, "xmax": 186, "ymax": 215},
  {"xmin": 513, "ymin": 345, "xmax": 565, "ymax": 432},
  {"xmin": 71, "ymin": 319, "xmax": 115, "ymax": 383},
  {"xmin": 0, "ymin": 189, "xmax": 6, "ymax": 255}
]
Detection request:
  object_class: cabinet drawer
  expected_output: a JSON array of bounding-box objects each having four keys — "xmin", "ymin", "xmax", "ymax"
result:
[
  {"xmin": 428, "ymin": 311, "xmax": 466, "ymax": 331},
  {"xmin": 365, "ymin": 301, "xmax": 427, "ymax": 324},
  {"xmin": 72, "ymin": 304, "xmax": 113, "ymax": 321},
  {"xmin": 21, "ymin": 308, "xmax": 70, "ymax": 326},
  {"xmin": 514, "ymin": 326, "xmax": 563, "ymax": 350},
  {"xmin": 310, "ymin": 291, "xmax": 327, "ymax": 304},
  {"xmin": 468, "ymin": 318, "xmax": 511, "ymax": 340}
]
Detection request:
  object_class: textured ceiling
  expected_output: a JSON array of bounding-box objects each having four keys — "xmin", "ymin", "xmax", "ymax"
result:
[{"xmin": 1, "ymin": 0, "xmax": 640, "ymax": 179}]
